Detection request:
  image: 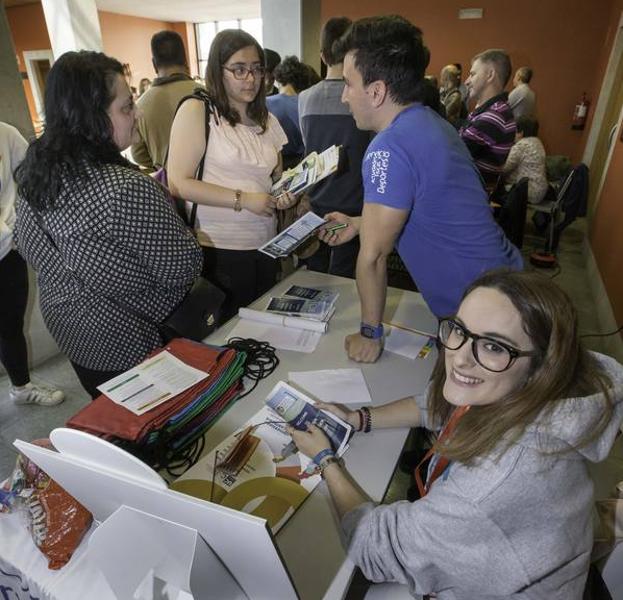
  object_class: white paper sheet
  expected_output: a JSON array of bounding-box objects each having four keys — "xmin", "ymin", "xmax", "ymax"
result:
[
  {"xmin": 384, "ymin": 326, "xmax": 431, "ymax": 360},
  {"xmin": 97, "ymin": 351, "xmax": 208, "ymax": 415},
  {"xmin": 288, "ymin": 368, "xmax": 373, "ymax": 406},
  {"xmin": 238, "ymin": 307, "xmax": 328, "ymax": 333},
  {"xmin": 226, "ymin": 319, "xmax": 322, "ymax": 353}
]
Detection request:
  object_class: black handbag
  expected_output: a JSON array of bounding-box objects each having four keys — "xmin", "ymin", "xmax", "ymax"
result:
[{"xmin": 160, "ymin": 276, "xmax": 226, "ymax": 342}]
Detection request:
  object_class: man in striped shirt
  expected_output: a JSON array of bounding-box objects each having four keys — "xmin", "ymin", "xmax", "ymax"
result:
[{"xmin": 460, "ymin": 49, "xmax": 516, "ymax": 192}]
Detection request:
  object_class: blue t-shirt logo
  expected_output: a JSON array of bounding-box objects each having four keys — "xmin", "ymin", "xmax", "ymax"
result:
[{"xmin": 368, "ymin": 150, "xmax": 391, "ymax": 194}]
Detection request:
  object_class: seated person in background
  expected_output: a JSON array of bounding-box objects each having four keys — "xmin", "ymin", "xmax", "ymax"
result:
[
  {"xmin": 168, "ymin": 30, "xmax": 296, "ymax": 324},
  {"xmin": 131, "ymin": 30, "xmax": 198, "ymax": 172},
  {"xmin": 0, "ymin": 122, "xmax": 64, "ymax": 406},
  {"xmin": 298, "ymin": 16, "xmax": 371, "ymax": 279},
  {"xmin": 290, "ymin": 269, "xmax": 623, "ymax": 599},
  {"xmin": 460, "ymin": 49, "xmax": 516, "ymax": 192},
  {"xmin": 321, "ymin": 16, "xmax": 522, "ymax": 363},
  {"xmin": 14, "ymin": 51, "xmax": 203, "ymax": 398},
  {"xmin": 266, "ymin": 55, "xmax": 308, "ymax": 169},
  {"xmin": 508, "ymin": 66, "xmax": 536, "ymax": 118},
  {"xmin": 503, "ymin": 115, "xmax": 548, "ymax": 204},
  {"xmin": 439, "ymin": 64, "xmax": 466, "ymax": 127}
]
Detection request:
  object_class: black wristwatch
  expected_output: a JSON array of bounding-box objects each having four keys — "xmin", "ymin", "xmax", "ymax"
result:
[{"xmin": 360, "ymin": 322, "xmax": 384, "ymax": 339}]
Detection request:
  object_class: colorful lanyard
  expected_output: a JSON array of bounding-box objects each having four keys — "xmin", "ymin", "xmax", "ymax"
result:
[{"xmin": 414, "ymin": 405, "xmax": 470, "ymax": 497}]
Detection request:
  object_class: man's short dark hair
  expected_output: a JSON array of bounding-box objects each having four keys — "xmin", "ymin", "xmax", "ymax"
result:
[
  {"xmin": 321, "ymin": 17, "xmax": 352, "ymax": 66},
  {"xmin": 263, "ymin": 48, "xmax": 281, "ymax": 73},
  {"xmin": 151, "ymin": 31, "xmax": 187, "ymax": 68},
  {"xmin": 473, "ymin": 49, "xmax": 512, "ymax": 87},
  {"xmin": 517, "ymin": 66, "xmax": 533, "ymax": 83},
  {"xmin": 516, "ymin": 115, "xmax": 539, "ymax": 137},
  {"xmin": 336, "ymin": 15, "xmax": 429, "ymax": 105}
]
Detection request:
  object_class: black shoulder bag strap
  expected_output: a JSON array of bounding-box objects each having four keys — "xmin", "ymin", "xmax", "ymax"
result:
[{"xmin": 168, "ymin": 87, "xmax": 213, "ymax": 229}]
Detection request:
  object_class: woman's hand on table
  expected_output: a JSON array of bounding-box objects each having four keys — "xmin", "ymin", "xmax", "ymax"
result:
[
  {"xmin": 318, "ymin": 212, "xmax": 360, "ymax": 246},
  {"xmin": 242, "ymin": 192, "xmax": 276, "ymax": 217},
  {"xmin": 287, "ymin": 424, "xmax": 331, "ymax": 458},
  {"xmin": 275, "ymin": 191, "xmax": 298, "ymax": 210}
]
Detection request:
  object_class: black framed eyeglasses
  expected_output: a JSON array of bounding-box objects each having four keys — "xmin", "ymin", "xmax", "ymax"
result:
[
  {"xmin": 437, "ymin": 318, "xmax": 537, "ymax": 373},
  {"xmin": 222, "ymin": 65, "xmax": 266, "ymax": 80}
]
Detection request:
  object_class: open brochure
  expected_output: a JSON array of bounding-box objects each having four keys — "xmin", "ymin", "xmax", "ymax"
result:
[
  {"xmin": 97, "ymin": 351, "xmax": 209, "ymax": 416},
  {"xmin": 171, "ymin": 381, "xmax": 352, "ymax": 533},
  {"xmin": 258, "ymin": 211, "xmax": 326, "ymax": 259},
  {"xmin": 271, "ymin": 145, "xmax": 340, "ymax": 197}
]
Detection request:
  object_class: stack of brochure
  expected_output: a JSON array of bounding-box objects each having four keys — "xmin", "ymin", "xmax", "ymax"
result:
[
  {"xmin": 266, "ymin": 285, "xmax": 339, "ymax": 323},
  {"xmin": 171, "ymin": 381, "xmax": 352, "ymax": 533},
  {"xmin": 271, "ymin": 145, "xmax": 340, "ymax": 197}
]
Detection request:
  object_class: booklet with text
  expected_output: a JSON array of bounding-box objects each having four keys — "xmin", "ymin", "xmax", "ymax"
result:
[
  {"xmin": 271, "ymin": 145, "xmax": 340, "ymax": 197},
  {"xmin": 171, "ymin": 381, "xmax": 352, "ymax": 533},
  {"xmin": 258, "ymin": 211, "xmax": 327, "ymax": 259}
]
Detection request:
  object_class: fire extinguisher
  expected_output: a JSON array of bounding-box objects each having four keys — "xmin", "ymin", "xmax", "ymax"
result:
[{"xmin": 571, "ymin": 93, "xmax": 590, "ymax": 130}]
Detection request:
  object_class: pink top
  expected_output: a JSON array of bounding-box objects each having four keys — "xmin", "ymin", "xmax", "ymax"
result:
[{"xmin": 196, "ymin": 110, "xmax": 287, "ymax": 250}]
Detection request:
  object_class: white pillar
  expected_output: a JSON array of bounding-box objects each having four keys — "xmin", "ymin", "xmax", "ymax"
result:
[{"xmin": 41, "ymin": 0, "xmax": 103, "ymax": 59}]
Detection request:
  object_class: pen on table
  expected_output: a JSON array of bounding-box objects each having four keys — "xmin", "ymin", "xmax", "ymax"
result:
[
  {"xmin": 104, "ymin": 372, "xmax": 140, "ymax": 393},
  {"xmin": 325, "ymin": 223, "xmax": 348, "ymax": 233},
  {"xmin": 383, "ymin": 321, "xmax": 437, "ymax": 338},
  {"xmin": 120, "ymin": 383, "xmax": 155, "ymax": 403}
]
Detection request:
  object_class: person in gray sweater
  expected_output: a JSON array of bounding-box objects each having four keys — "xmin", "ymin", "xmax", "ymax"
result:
[{"xmin": 290, "ymin": 269, "xmax": 623, "ymax": 599}]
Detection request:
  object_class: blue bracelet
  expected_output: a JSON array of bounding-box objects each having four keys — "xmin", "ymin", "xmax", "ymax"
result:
[{"xmin": 312, "ymin": 448, "xmax": 335, "ymax": 465}]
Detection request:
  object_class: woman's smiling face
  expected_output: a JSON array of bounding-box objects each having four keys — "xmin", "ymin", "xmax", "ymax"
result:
[{"xmin": 443, "ymin": 286, "xmax": 535, "ymax": 407}]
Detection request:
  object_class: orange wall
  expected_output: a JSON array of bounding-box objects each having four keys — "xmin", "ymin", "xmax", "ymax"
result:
[
  {"xmin": 99, "ymin": 11, "xmax": 171, "ymax": 86},
  {"xmin": 321, "ymin": 0, "xmax": 615, "ymax": 163},
  {"xmin": 590, "ymin": 0, "xmax": 623, "ymax": 329},
  {"xmin": 6, "ymin": 4, "xmax": 198, "ymax": 117},
  {"xmin": 6, "ymin": 4, "xmax": 51, "ymax": 123}
]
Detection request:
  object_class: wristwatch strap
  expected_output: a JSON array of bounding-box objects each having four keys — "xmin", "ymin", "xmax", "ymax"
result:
[{"xmin": 360, "ymin": 322, "xmax": 384, "ymax": 339}]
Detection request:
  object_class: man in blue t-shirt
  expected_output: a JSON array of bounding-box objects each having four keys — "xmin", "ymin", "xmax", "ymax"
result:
[{"xmin": 321, "ymin": 16, "xmax": 523, "ymax": 363}]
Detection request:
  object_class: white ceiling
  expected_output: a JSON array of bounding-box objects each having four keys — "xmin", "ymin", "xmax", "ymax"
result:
[{"xmin": 99, "ymin": 0, "xmax": 261, "ymax": 23}]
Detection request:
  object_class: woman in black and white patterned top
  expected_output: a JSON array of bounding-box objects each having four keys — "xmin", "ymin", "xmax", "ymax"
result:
[{"xmin": 14, "ymin": 51, "xmax": 202, "ymax": 398}]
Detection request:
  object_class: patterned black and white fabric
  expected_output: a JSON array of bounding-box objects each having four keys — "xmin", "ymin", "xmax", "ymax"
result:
[{"xmin": 14, "ymin": 163, "xmax": 202, "ymax": 371}]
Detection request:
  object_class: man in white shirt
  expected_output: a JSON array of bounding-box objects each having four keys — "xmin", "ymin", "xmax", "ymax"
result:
[
  {"xmin": 0, "ymin": 122, "xmax": 64, "ymax": 406},
  {"xmin": 508, "ymin": 67, "xmax": 536, "ymax": 118}
]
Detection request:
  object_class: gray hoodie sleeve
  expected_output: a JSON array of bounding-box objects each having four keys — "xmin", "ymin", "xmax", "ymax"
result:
[{"xmin": 341, "ymin": 496, "xmax": 531, "ymax": 597}]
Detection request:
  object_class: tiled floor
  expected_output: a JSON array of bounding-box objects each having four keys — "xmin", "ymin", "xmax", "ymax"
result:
[{"xmin": 0, "ymin": 217, "xmax": 617, "ymax": 485}]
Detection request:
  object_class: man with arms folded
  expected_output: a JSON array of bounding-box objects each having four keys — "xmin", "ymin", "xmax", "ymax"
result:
[{"xmin": 321, "ymin": 16, "xmax": 523, "ymax": 363}]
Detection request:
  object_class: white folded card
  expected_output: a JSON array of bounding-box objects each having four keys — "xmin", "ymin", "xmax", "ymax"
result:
[{"xmin": 288, "ymin": 368, "xmax": 372, "ymax": 406}]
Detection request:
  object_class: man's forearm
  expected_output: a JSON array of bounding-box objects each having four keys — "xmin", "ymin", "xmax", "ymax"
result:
[{"xmin": 356, "ymin": 251, "xmax": 388, "ymax": 325}]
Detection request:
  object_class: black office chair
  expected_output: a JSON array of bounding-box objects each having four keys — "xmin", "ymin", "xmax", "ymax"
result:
[{"xmin": 497, "ymin": 178, "xmax": 529, "ymax": 249}]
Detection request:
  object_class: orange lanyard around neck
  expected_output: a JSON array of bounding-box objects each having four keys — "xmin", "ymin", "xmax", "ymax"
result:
[{"xmin": 414, "ymin": 405, "xmax": 470, "ymax": 497}]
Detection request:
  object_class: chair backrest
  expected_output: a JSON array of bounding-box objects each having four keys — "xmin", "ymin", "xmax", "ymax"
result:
[
  {"xmin": 498, "ymin": 178, "xmax": 529, "ymax": 249},
  {"xmin": 553, "ymin": 168, "xmax": 575, "ymax": 209}
]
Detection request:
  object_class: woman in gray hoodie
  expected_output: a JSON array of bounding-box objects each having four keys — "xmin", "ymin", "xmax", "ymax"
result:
[{"xmin": 290, "ymin": 269, "xmax": 623, "ymax": 599}]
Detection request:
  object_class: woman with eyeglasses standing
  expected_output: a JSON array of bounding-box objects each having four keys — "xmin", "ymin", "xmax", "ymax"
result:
[
  {"xmin": 289, "ymin": 269, "xmax": 623, "ymax": 598},
  {"xmin": 168, "ymin": 30, "xmax": 296, "ymax": 323}
]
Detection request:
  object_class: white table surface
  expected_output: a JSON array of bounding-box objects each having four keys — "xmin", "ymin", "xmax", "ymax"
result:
[
  {"xmin": 0, "ymin": 270, "xmax": 438, "ymax": 600},
  {"xmin": 203, "ymin": 270, "xmax": 438, "ymax": 600}
]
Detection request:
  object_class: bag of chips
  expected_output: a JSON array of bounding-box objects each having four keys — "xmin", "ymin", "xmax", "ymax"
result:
[{"xmin": 0, "ymin": 438, "xmax": 92, "ymax": 569}]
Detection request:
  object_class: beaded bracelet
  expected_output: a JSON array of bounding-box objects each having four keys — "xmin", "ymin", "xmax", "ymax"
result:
[
  {"xmin": 318, "ymin": 455, "xmax": 341, "ymax": 478},
  {"xmin": 356, "ymin": 409, "xmax": 364, "ymax": 432},
  {"xmin": 360, "ymin": 406, "xmax": 372, "ymax": 433}
]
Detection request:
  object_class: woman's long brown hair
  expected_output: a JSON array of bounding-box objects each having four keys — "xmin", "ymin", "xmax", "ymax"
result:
[
  {"xmin": 428, "ymin": 269, "xmax": 613, "ymax": 464},
  {"xmin": 204, "ymin": 29, "xmax": 268, "ymax": 132}
]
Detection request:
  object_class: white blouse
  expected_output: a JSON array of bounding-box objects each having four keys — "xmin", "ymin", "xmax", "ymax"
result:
[{"xmin": 196, "ymin": 110, "xmax": 287, "ymax": 250}]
